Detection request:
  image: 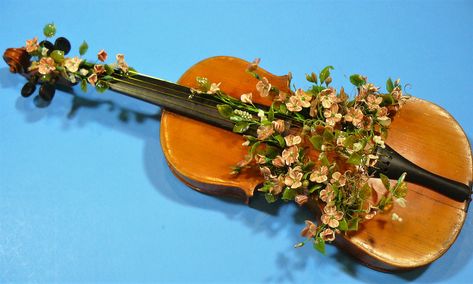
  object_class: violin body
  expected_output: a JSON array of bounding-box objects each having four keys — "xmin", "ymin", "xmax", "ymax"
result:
[
  {"xmin": 3, "ymin": 46, "xmax": 472, "ymax": 271},
  {"xmin": 161, "ymin": 56, "xmax": 473, "ymax": 271}
]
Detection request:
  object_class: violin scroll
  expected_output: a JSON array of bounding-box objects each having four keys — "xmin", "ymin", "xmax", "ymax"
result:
[
  {"xmin": 3, "ymin": 46, "xmax": 69, "ymax": 104},
  {"xmin": 3, "ymin": 47, "xmax": 31, "ymax": 74}
]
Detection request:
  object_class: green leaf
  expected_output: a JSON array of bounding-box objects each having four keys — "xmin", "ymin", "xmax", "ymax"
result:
[
  {"xmin": 349, "ymin": 74, "xmax": 366, "ymax": 87},
  {"xmin": 265, "ymin": 145, "xmax": 279, "ymax": 158},
  {"xmin": 246, "ymin": 71, "xmax": 260, "ymax": 80},
  {"xmin": 323, "ymin": 128, "xmax": 334, "ymax": 142},
  {"xmin": 80, "ymin": 79, "xmax": 87, "ymax": 92},
  {"xmin": 79, "ymin": 41, "xmax": 89, "ymax": 56},
  {"xmin": 343, "ymin": 135, "xmax": 355, "ymax": 148},
  {"xmin": 302, "ymin": 161, "xmax": 315, "ymax": 171},
  {"xmin": 378, "ymin": 196, "xmax": 388, "ymax": 210},
  {"xmin": 319, "ymin": 153, "xmax": 330, "ymax": 166},
  {"xmin": 265, "ymin": 193, "xmax": 277, "ymax": 203},
  {"xmin": 359, "ymin": 183, "xmax": 372, "ymax": 200},
  {"xmin": 279, "ymin": 103, "xmax": 288, "ymax": 114},
  {"xmin": 380, "ymin": 173, "xmax": 391, "ymax": 190},
  {"xmin": 249, "ymin": 141, "xmax": 261, "ymax": 157},
  {"xmin": 259, "ymin": 181, "xmax": 272, "ymax": 193},
  {"xmin": 309, "ymin": 135, "xmax": 323, "ymax": 151},
  {"xmin": 392, "ymin": 172, "xmax": 408, "ymax": 198},
  {"xmin": 217, "ymin": 104, "xmax": 233, "ymax": 118},
  {"xmin": 243, "ymin": 135, "xmax": 257, "ymax": 142},
  {"xmin": 295, "ymin": 113, "xmax": 305, "ymax": 120},
  {"xmin": 386, "ymin": 77, "xmax": 394, "ymax": 93},
  {"xmin": 233, "ymin": 121, "xmax": 250, "ymax": 133},
  {"xmin": 261, "ymin": 120, "xmax": 271, "ymax": 126},
  {"xmin": 105, "ymin": 64, "xmax": 114, "ymax": 75},
  {"xmin": 381, "ymin": 94, "xmax": 395, "ymax": 106},
  {"xmin": 338, "ymin": 219, "xmax": 348, "ymax": 231},
  {"xmin": 95, "ymin": 80, "xmax": 109, "ymax": 93},
  {"xmin": 348, "ymin": 219, "xmax": 359, "ymax": 231},
  {"xmin": 101, "ymin": 75, "xmax": 114, "ymax": 81},
  {"xmin": 347, "ymin": 153, "xmax": 363, "ymax": 165},
  {"xmin": 196, "ymin": 77, "xmax": 210, "ymax": 90},
  {"xmin": 309, "ymin": 183, "xmax": 323, "ymax": 193},
  {"xmin": 268, "ymin": 103, "xmax": 275, "ymax": 121},
  {"xmin": 313, "ymin": 237, "xmax": 326, "ymax": 254},
  {"xmin": 43, "ymin": 23, "xmax": 56, "ymax": 37},
  {"xmin": 310, "ymin": 85, "xmax": 325, "ymax": 95},
  {"xmin": 319, "ymin": 66, "xmax": 334, "ymax": 84},
  {"xmin": 81, "ymin": 61, "xmax": 94, "ymax": 68},
  {"xmin": 282, "ymin": 187, "xmax": 297, "ymax": 201},
  {"xmin": 274, "ymin": 134, "xmax": 285, "ymax": 148}
]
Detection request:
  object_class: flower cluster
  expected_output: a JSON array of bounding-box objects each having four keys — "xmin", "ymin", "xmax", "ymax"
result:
[
  {"xmin": 196, "ymin": 59, "xmax": 409, "ymax": 253},
  {"xmin": 23, "ymin": 23, "xmax": 132, "ymax": 96}
]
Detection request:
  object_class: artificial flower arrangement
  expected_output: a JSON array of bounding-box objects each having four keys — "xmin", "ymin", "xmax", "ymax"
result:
[
  {"xmin": 21, "ymin": 23, "xmax": 131, "ymax": 100},
  {"xmin": 192, "ymin": 60, "xmax": 408, "ymax": 252},
  {"xmin": 20, "ymin": 23, "xmax": 408, "ymax": 254}
]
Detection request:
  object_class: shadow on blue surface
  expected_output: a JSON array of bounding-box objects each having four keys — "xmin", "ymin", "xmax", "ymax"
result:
[{"xmin": 2, "ymin": 65, "xmax": 472, "ymax": 283}]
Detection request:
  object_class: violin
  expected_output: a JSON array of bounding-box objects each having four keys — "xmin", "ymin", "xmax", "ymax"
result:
[{"xmin": 4, "ymin": 41, "xmax": 472, "ymax": 272}]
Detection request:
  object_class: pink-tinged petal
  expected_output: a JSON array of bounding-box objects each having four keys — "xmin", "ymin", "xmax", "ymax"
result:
[
  {"xmin": 97, "ymin": 49, "xmax": 108, "ymax": 62},
  {"xmin": 240, "ymin": 92, "xmax": 253, "ymax": 104},
  {"xmin": 87, "ymin": 73, "xmax": 98, "ymax": 86},
  {"xmin": 25, "ymin": 37, "xmax": 39, "ymax": 53},
  {"xmin": 295, "ymin": 195, "xmax": 308, "ymax": 206},
  {"xmin": 301, "ymin": 220, "xmax": 317, "ymax": 238},
  {"xmin": 320, "ymin": 228, "xmax": 336, "ymax": 241}
]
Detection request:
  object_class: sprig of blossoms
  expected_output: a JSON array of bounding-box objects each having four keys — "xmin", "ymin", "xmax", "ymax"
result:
[
  {"xmin": 21, "ymin": 23, "xmax": 133, "ymax": 100},
  {"xmin": 195, "ymin": 58, "xmax": 409, "ymax": 253}
]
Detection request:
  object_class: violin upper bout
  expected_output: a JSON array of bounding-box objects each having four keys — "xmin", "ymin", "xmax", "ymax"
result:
[
  {"xmin": 3, "ymin": 47, "xmax": 31, "ymax": 74},
  {"xmin": 159, "ymin": 56, "xmax": 290, "ymax": 202}
]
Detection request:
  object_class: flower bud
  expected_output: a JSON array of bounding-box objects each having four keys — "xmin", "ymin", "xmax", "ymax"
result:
[
  {"xmin": 325, "ymin": 76, "xmax": 332, "ymax": 85},
  {"xmin": 305, "ymin": 72, "xmax": 318, "ymax": 83}
]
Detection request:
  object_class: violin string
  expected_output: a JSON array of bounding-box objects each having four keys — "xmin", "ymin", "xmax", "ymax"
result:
[
  {"xmin": 118, "ymin": 72, "xmax": 288, "ymax": 119},
  {"xmin": 110, "ymin": 76, "xmax": 236, "ymax": 129},
  {"xmin": 112, "ymin": 72, "xmax": 302, "ymax": 127},
  {"xmin": 111, "ymin": 75, "xmax": 225, "ymax": 115},
  {"xmin": 111, "ymin": 76, "xmax": 219, "ymax": 114},
  {"xmin": 117, "ymin": 72, "xmax": 225, "ymax": 109}
]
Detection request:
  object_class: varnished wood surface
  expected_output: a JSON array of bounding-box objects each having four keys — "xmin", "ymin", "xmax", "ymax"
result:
[
  {"xmin": 159, "ymin": 57, "xmax": 472, "ymax": 270},
  {"xmin": 160, "ymin": 56, "xmax": 288, "ymax": 203},
  {"xmin": 340, "ymin": 98, "xmax": 472, "ymax": 270}
]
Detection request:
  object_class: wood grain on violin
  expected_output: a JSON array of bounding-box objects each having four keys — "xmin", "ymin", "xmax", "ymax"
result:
[
  {"xmin": 161, "ymin": 56, "xmax": 472, "ymax": 270},
  {"xmin": 4, "ymin": 48, "xmax": 472, "ymax": 271}
]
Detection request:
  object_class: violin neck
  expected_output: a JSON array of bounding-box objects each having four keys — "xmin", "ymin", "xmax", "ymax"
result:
[{"xmin": 109, "ymin": 72, "xmax": 235, "ymax": 131}]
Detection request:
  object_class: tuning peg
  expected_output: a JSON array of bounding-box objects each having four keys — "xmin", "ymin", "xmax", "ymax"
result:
[
  {"xmin": 21, "ymin": 82, "xmax": 37, "ymax": 97},
  {"xmin": 54, "ymin": 37, "xmax": 71, "ymax": 55},
  {"xmin": 39, "ymin": 83, "xmax": 55, "ymax": 102}
]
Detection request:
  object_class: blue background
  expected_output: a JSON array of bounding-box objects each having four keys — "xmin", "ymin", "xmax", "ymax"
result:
[{"xmin": 1, "ymin": 0, "xmax": 472, "ymax": 283}]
